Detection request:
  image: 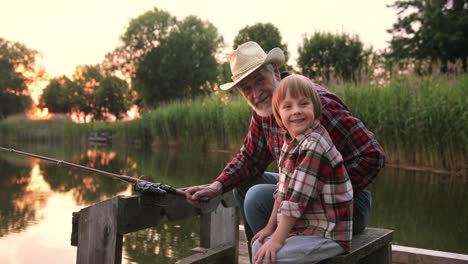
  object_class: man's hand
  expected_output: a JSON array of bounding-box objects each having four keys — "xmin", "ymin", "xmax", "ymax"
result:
[{"xmin": 185, "ymin": 181, "xmax": 222, "ymax": 207}]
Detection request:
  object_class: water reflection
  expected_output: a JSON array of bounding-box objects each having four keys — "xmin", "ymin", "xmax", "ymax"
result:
[
  {"xmin": 0, "ymin": 158, "xmax": 46, "ymax": 237},
  {"xmin": 0, "ymin": 148, "xmax": 136, "ymax": 238},
  {"xmin": 36, "ymin": 149, "xmax": 133, "ymax": 205},
  {"xmin": 369, "ymin": 166, "xmax": 468, "ymax": 254},
  {"xmin": 123, "ymin": 219, "xmax": 200, "ymax": 263},
  {"xmin": 0, "ymin": 144, "xmax": 466, "ymax": 264}
]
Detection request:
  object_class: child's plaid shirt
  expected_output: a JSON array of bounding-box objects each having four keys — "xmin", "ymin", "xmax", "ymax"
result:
[{"xmin": 275, "ymin": 120, "xmax": 353, "ymax": 252}]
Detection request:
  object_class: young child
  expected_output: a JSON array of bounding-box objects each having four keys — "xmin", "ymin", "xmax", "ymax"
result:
[{"xmin": 251, "ymin": 74, "xmax": 353, "ymax": 264}]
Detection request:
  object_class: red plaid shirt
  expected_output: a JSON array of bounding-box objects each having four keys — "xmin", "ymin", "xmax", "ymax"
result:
[
  {"xmin": 216, "ymin": 82, "xmax": 385, "ymax": 194},
  {"xmin": 275, "ymin": 120, "xmax": 353, "ymax": 252}
]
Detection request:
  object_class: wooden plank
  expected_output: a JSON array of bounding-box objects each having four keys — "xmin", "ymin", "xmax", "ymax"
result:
[
  {"xmin": 71, "ymin": 211, "xmax": 79, "ymax": 246},
  {"xmin": 199, "ymin": 204, "xmax": 238, "ymax": 264},
  {"xmin": 72, "ymin": 192, "xmax": 239, "ymax": 263},
  {"xmin": 318, "ymin": 228, "xmax": 393, "ymax": 264},
  {"xmin": 392, "ymin": 245, "xmax": 468, "ymax": 264},
  {"xmin": 76, "ymin": 196, "xmax": 123, "ymax": 264},
  {"xmin": 200, "ymin": 205, "xmax": 238, "ymax": 247},
  {"xmin": 117, "ymin": 194, "xmax": 218, "ymax": 234},
  {"xmin": 175, "ymin": 245, "xmax": 235, "ymax": 264}
]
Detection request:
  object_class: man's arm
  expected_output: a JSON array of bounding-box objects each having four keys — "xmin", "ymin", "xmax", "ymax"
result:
[
  {"xmin": 317, "ymin": 87, "xmax": 385, "ymax": 192},
  {"xmin": 186, "ymin": 113, "xmax": 274, "ymax": 206},
  {"xmin": 215, "ymin": 112, "xmax": 275, "ymax": 193}
]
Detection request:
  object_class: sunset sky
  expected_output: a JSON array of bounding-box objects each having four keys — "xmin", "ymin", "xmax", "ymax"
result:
[{"xmin": 1, "ymin": 0, "xmax": 397, "ymax": 77}]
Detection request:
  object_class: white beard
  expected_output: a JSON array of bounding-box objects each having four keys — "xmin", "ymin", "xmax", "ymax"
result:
[{"xmin": 248, "ymin": 101, "xmax": 272, "ymax": 117}]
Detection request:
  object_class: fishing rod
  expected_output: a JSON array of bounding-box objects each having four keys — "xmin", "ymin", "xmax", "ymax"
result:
[{"xmin": 0, "ymin": 146, "xmax": 208, "ymax": 203}]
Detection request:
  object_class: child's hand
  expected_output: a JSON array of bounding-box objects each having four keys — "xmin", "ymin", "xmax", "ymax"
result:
[
  {"xmin": 251, "ymin": 225, "xmax": 275, "ymax": 246},
  {"xmin": 254, "ymin": 238, "xmax": 283, "ymax": 264}
]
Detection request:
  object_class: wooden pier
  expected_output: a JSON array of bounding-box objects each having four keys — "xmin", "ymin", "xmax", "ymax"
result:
[
  {"xmin": 71, "ymin": 192, "xmax": 468, "ymax": 264},
  {"xmin": 71, "ymin": 191, "xmax": 239, "ymax": 264},
  {"xmin": 88, "ymin": 130, "xmax": 112, "ymax": 146}
]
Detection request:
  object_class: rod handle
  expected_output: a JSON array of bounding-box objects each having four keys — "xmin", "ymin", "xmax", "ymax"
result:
[{"xmin": 198, "ymin": 196, "xmax": 210, "ymax": 203}]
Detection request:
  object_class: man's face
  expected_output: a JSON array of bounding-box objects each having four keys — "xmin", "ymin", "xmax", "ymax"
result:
[{"xmin": 236, "ymin": 66, "xmax": 280, "ymax": 117}]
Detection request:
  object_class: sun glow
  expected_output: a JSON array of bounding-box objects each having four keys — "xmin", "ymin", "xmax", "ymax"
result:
[
  {"xmin": 25, "ymin": 104, "xmax": 54, "ymax": 120},
  {"xmin": 26, "ymin": 159, "xmax": 51, "ymax": 193},
  {"xmin": 85, "ymin": 149, "xmax": 117, "ymax": 166}
]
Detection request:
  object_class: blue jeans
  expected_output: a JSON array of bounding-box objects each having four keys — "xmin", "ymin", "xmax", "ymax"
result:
[
  {"xmin": 234, "ymin": 172, "xmax": 371, "ymax": 244},
  {"xmin": 252, "ymin": 235, "xmax": 343, "ymax": 264}
]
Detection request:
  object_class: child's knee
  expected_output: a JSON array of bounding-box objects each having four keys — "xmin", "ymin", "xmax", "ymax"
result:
[{"xmin": 251, "ymin": 239, "xmax": 262, "ymax": 255}]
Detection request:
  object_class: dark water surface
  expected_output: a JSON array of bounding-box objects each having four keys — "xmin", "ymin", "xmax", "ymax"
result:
[{"xmin": 0, "ymin": 143, "xmax": 466, "ymax": 263}]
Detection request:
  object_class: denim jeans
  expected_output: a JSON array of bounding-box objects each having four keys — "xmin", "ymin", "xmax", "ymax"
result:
[
  {"xmin": 252, "ymin": 235, "xmax": 344, "ymax": 264},
  {"xmin": 234, "ymin": 172, "xmax": 372, "ymax": 244}
]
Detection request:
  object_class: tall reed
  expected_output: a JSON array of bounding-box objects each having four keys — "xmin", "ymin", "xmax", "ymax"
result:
[
  {"xmin": 331, "ymin": 74, "xmax": 467, "ymax": 171},
  {"xmin": 1, "ymin": 74, "xmax": 466, "ymax": 171}
]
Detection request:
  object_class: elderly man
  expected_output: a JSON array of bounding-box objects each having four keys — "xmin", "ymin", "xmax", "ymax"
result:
[{"xmin": 186, "ymin": 41, "xmax": 385, "ymax": 260}]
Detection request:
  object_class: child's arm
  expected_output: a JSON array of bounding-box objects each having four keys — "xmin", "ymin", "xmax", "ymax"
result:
[
  {"xmin": 271, "ymin": 213, "xmax": 296, "ymax": 243},
  {"xmin": 251, "ymin": 202, "xmax": 279, "ymax": 246},
  {"xmin": 253, "ymin": 212, "xmax": 296, "ymax": 264}
]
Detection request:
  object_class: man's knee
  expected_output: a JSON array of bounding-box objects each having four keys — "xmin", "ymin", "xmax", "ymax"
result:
[
  {"xmin": 244, "ymin": 184, "xmax": 276, "ymax": 235},
  {"xmin": 353, "ymin": 190, "xmax": 372, "ymax": 234},
  {"xmin": 234, "ymin": 173, "xmax": 279, "ymax": 209},
  {"xmin": 245, "ymin": 184, "xmax": 276, "ymax": 213}
]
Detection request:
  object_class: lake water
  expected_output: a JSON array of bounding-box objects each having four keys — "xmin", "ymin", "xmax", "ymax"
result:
[{"xmin": 0, "ymin": 143, "xmax": 467, "ymax": 263}]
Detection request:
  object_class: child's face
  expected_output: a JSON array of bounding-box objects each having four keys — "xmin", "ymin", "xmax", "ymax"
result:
[{"xmin": 278, "ymin": 91, "xmax": 315, "ymax": 138}]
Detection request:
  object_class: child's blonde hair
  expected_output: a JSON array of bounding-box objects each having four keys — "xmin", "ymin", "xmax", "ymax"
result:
[{"xmin": 272, "ymin": 74, "xmax": 322, "ymax": 130}]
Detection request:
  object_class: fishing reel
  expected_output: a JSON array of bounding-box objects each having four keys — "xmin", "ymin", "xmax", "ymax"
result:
[{"xmin": 133, "ymin": 182, "xmax": 177, "ymax": 196}]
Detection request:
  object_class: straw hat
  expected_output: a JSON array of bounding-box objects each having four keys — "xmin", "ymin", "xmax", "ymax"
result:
[{"xmin": 220, "ymin": 41, "xmax": 285, "ymax": 90}]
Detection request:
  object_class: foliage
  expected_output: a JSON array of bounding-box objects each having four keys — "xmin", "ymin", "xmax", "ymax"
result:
[
  {"xmin": 41, "ymin": 65, "xmax": 131, "ymax": 121},
  {"xmin": 133, "ymin": 15, "xmax": 223, "ymax": 107},
  {"xmin": 40, "ymin": 76, "xmax": 73, "ymax": 114},
  {"xmin": 102, "ymin": 8, "xmax": 176, "ymax": 78},
  {"xmin": 233, "ymin": 22, "xmax": 290, "ymax": 68},
  {"xmin": 0, "ymin": 116, "xmax": 80, "ymax": 143},
  {"xmin": 70, "ymin": 65, "xmax": 101, "ymax": 121},
  {"xmin": 298, "ymin": 32, "xmax": 365, "ymax": 84},
  {"xmin": 2, "ymin": 74, "xmax": 467, "ymax": 171},
  {"xmin": 0, "ymin": 38, "xmax": 37, "ymax": 118},
  {"xmin": 217, "ymin": 61, "xmax": 232, "ymax": 89},
  {"xmin": 330, "ymin": 74, "xmax": 467, "ymax": 170},
  {"xmin": 386, "ymin": 0, "xmax": 468, "ymax": 73},
  {"xmin": 129, "ymin": 73, "xmax": 467, "ymax": 170},
  {"xmin": 96, "ymin": 76, "xmax": 131, "ymax": 120}
]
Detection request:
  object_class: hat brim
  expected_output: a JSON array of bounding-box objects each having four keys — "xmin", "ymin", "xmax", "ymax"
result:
[{"xmin": 220, "ymin": 47, "xmax": 285, "ymax": 91}]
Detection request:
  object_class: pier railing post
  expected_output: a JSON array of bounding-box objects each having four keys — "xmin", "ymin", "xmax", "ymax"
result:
[
  {"xmin": 72, "ymin": 191, "xmax": 239, "ymax": 264},
  {"xmin": 199, "ymin": 203, "xmax": 238, "ymax": 263},
  {"xmin": 75, "ymin": 196, "xmax": 123, "ymax": 264}
]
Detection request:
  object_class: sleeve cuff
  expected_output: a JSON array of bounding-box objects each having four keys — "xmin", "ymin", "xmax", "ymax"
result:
[{"xmin": 278, "ymin": 200, "xmax": 302, "ymax": 218}]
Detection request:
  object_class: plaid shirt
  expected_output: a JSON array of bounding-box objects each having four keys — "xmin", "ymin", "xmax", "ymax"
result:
[
  {"xmin": 216, "ymin": 80, "xmax": 385, "ymax": 194},
  {"xmin": 275, "ymin": 120, "xmax": 353, "ymax": 252}
]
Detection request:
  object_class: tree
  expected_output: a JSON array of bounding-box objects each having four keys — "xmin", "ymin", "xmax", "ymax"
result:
[
  {"xmin": 95, "ymin": 76, "xmax": 130, "ymax": 120},
  {"xmin": 40, "ymin": 76, "xmax": 73, "ymax": 114},
  {"xmin": 42, "ymin": 65, "xmax": 131, "ymax": 121},
  {"xmin": 134, "ymin": 15, "xmax": 223, "ymax": 107},
  {"xmin": 70, "ymin": 65, "xmax": 103, "ymax": 122},
  {"xmin": 102, "ymin": 8, "xmax": 176, "ymax": 78},
  {"xmin": 298, "ymin": 32, "xmax": 365, "ymax": 84},
  {"xmin": 387, "ymin": 0, "xmax": 468, "ymax": 73},
  {"xmin": 233, "ymin": 23, "xmax": 290, "ymax": 66},
  {"xmin": 0, "ymin": 38, "xmax": 36, "ymax": 118}
]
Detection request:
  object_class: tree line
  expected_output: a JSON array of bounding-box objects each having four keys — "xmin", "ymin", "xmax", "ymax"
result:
[{"xmin": 1, "ymin": 0, "xmax": 467, "ymax": 121}]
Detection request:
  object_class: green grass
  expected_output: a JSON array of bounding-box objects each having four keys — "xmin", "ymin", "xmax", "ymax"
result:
[
  {"xmin": 330, "ymin": 74, "xmax": 467, "ymax": 170},
  {"xmin": 1, "ymin": 74, "xmax": 466, "ymax": 171}
]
